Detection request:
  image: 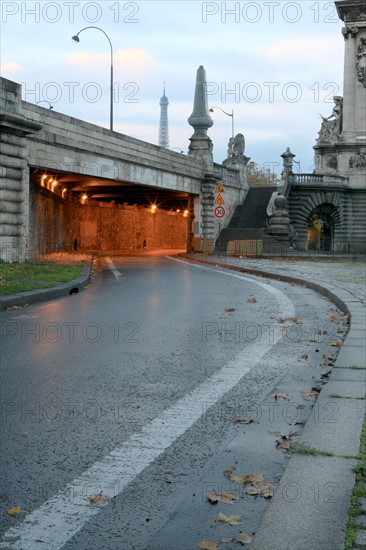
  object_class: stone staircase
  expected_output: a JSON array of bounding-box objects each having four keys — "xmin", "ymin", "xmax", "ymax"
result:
[{"xmin": 217, "ymin": 187, "xmax": 277, "ymax": 253}]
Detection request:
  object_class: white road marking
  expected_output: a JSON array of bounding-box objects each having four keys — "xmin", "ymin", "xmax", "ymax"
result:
[
  {"xmin": 1, "ymin": 259, "xmax": 295, "ymax": 550},
  {"xmin": 104, "ymin": 256, "xmax": 122, "ymax": 279}
]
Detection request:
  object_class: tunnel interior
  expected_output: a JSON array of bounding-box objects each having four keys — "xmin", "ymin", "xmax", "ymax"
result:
[{"xmin": 29, "ymin": 167, "xmax": 193, "ymax": 256}]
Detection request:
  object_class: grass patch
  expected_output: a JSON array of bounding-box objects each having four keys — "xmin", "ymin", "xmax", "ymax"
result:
[
  {"xmin": 329, "ymin": 393, "xmax": 366, "ymax": 400},
  {"xmin": 334, "ymin": 365, "xmax": 365, "ymax": 370},
  {"xmin": 293, "ymin": 443, "xmax": 334, "ymax": 457},
  {"xmin": 0, "ymin": 262, "xmax": 83, "ymax": 295},
  {"xmin": 344, "ymin": 411, "xmax": 366, "ymax": 550}
]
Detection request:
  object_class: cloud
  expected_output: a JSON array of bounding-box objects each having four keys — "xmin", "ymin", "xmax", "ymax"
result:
[
  {"xmin": 258, "ymin": 35, "xmax": 342, "ymax": 67},
  {"xmin": 67, "ymin": 48, "xmax": 161, "ymax": 76},
  {"xmin": 1, "ymin": 61, "xmax": 22, "ymax": 74}
]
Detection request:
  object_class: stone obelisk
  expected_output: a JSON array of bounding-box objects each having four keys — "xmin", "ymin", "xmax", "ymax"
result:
[{"xmin": 187, "ymin": 65, "xmax": 214, "ymax": 164}]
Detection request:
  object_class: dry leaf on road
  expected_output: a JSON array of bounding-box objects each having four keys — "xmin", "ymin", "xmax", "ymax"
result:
[
  {"xmin": 225, "ymin": 308, "xmax": 237, "ymax": 312},
  {"xmin": 274, "ymin": 393, "xmax": 290, "ymax": 400},
  {"xmin": 86, "ymin": 492, "xmax": 110, "ymax": 506},
  {"xmin": 7, "ymin": 507, "xmax": 21, "ymax": 516},
  {"xmin": 288, "ymin": 419, "xmax": 304, "ymax": 426},
  {"xmin": 247, "ymin": 297, "xmax": 257, "ymax": 303},
  {"xmin": 236, "ymin": 531, "xmax": 253, "ymax": 545},
  {"xmin": 216, "ymin": 512, "xmax": 242, "ymax": 526},
  {"xmin": 232, "ymin": 418, "xmax": 255, "ymax": 424},
  {"xmin": 321, "ymin": 369, "xmax": 332, "ymax": 378},
  {"xmin": 207, "ymin": 492, "xmax": 239, "ymax": 505},
  {"xmin": 199, "ymin": 540, "xmax": 219, "ymax": 550}
]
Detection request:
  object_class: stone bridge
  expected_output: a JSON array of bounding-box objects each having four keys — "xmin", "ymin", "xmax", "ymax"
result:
[{"xmin": 0, "ymin": 74, "xmax": 247, "ymax": 261}]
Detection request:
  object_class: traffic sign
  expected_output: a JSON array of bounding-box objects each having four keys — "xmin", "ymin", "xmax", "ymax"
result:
[
  {"xmin": 214, "ymin": 183, "xmax": 226, "ymax": 194},
  {"xmin": 214, "ymin": 206, "xmax": 226, "ymax": 218},
  {"xmin": 214, "ymin": 193, "xmax": 225, "ymax": 205}
]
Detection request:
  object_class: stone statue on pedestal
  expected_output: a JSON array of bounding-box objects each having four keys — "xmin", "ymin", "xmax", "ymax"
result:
[
  {"xmin": 224, "ymin": 133, "xmax": 250, "ymax": 166},
  {"xmin": 317, "ymin": 96, "xmax": 343, "ymax": 143}
]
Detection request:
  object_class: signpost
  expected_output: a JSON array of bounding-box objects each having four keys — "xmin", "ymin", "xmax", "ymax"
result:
[{"xmin": 213, "ymin": 182, "xmax": 226, "ymax": 254}]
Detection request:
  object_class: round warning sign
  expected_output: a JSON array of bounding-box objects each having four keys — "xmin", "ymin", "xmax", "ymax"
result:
[{"xmin": 214, "ymin": 206, "xmax": 226, "ymax": 219}]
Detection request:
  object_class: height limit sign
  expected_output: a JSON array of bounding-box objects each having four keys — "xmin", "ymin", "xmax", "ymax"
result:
[{"xmin": 213, "ymin": 182, "xmax": 226, "ymax": 219}]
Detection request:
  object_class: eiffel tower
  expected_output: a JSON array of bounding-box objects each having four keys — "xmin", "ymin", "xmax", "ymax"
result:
[{"xmin": 158, "ymin": 84, "xmax": 169, "ymax": 148}]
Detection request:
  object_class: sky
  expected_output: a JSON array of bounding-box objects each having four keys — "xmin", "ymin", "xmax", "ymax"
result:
[{"xmin": 1, "ymin": 0, "xmax": 345, "ymax": 175}]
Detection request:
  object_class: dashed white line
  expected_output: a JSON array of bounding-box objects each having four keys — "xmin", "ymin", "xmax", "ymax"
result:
[
  {"xmin": 104, "ymin": 256, "xmax": 123, "ymax": 279},
  {"xmin": 1, "ymin": 259, "xmax": 295, "ymax": 550}
]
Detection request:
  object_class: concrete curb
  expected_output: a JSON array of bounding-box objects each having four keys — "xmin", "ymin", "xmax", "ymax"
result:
[
  {"xmin": 0, "ymin": 257, "xmax": 93, "ymax": 310},
  {"xmin": 182, "ymin": 253, "xmax": 365, "ymax": 550}
]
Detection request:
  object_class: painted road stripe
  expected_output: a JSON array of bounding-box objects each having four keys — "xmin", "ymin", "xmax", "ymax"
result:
[
  {"xmin": 104, "ymin": 256, "xmax": 122, "ymax": 279},
  {"xmin": 1, "ymin": 262, "xmax": 294, "ymax": 549}
]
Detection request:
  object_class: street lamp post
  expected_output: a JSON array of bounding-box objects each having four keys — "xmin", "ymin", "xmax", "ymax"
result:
[
  {"xmin": 72, "ymin": 26, "xmax": 114, "ymax": 131},
  {"xmin": 209, "ymin": 106, "xmax": 234, "ymax": 138}
]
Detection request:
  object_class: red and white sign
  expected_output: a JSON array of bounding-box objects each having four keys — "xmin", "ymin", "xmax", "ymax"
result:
[{"xmin": 214, "ymin": 206, "xmax": 226, "ymax": 219}]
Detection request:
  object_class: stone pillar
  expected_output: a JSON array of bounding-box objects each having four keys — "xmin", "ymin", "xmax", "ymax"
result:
[
  {"xmin": 336, "ymin": 0, "xmax": 366, "ymax": 144},
  {"xmin": 187, "ymin": 66, "xmax": 216, "ymax": 250},
  {"xmin": 267, "ymin": 195, "xmax": 290, "ymax": 242},
  {"xmin": 341, "ymin": 26, "xmax": 358, "ymax": 142},
  {"xmin": 0, "ymin": 78, "xmax": 42, "ymax": 261},
  {"xmin": 187, "ymin": 65, "xmax": 214, "ymax": 166}
]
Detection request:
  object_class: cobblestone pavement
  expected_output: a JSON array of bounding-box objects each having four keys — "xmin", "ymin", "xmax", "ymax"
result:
[{"xmin": 192, "ymin": 255, "xmax": 366, "ymax": 303}]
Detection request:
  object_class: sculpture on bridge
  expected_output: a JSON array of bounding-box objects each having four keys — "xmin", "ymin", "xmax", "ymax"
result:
[
  {"xmin": 224, "ymin": 133, "xmax": 250, "ymax": 166},
  {"xmin": 317, "ymin": 96, "xmax": 343, "ymax": 143}
]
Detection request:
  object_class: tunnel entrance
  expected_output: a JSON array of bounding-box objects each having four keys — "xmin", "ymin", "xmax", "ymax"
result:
[{"xmin": 29, "ymin": 168, "xmax": 193, "ymax": 256}]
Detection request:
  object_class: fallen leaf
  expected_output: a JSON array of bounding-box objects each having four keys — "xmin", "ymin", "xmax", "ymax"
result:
[
  {"xmin": 236, "ymin": 531, "xmax": 252, "ymax": 545},
  {"xmin": 245, "ymin": 485, "xmax": 259, "ymax": 495},
  {"xmin": 288, "ymin": 316, "xmax": 301, "ymax": 324},
  {"xmin": 299, "ymin": 354, "xmax": 309, "ymax": 361},
  {"xmin": 329, "ymin": 340, "xmax": 343, "ymax": 347},
  {"xmin": 224, "ymin": 466, "xmax": 236, "ymax": 478},
  {"xmin": 329, "ymin": 314, "xmax": 343, "ymax": 323},
  {"xmin": 274, "ymin": 393, "xmax": 290, "ymax": 401},
  {"xmin": 7, "ymin": 507, "xmax": 21, "ymax": 516},
  {"xmin": 225, "ymin": 308, "xmax": 237, "ymax": 312},
  {"xmin": 207, "ymin": 492, "xmax": 239, "ymax": 505},
  {"xmin": 268, "ymin": 431, "xmax": 281, "ymax": 436},
  {"xmin": 199, "ymin": 540, "xmax": 219, "ymax": 550},
  {"xmin": 321, "ymin": 369, "xmax": 332, "ymax": 379},
  {"xmin": 302, "ymin": 390, "xmax": 319, "ymax": 400},
  {"xmin": 276, "ymin": 440, "xmax": 295, "ymax": 451},
  {"xmin": 280, "ymin": 432, "xmax": 294, "ymax": 440},
  {"xmin": 86, "ymin": 492, "xmax": 110, "ymax": 506},
  {"xmin": 238, "ymin": 473, "xmax": 265, "ymax": 484},
  {"xmin": 232, "ymin": 418, "xmax": 254, "ymax": 424},
  {"xmin": 315, "ymin": 328, "xmax": 328, "ymax": 335},
  {"xmin": 216, "ymin": 512, "xmax": 242, "ymax": 526},
  {"xmin": 288, "ymin": 419, "xmax": 304, "ymax": 426},
  {"xmin": 247, "ymin": 297, "xmax": 257, "ymax": 303},
  {"xmin": 258, "ymin": 484, "xmax": 274, "ymax": 498}
]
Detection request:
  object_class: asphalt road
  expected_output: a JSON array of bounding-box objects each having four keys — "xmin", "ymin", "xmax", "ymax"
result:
[{"xmin": 0, "ymin": 253, "xmax": 349, "ymax": 550}]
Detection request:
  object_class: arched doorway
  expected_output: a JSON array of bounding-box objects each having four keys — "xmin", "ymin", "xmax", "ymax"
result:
[{"xmin": 308, "ymin": 206, "xmax": 335, "ymax": 251}]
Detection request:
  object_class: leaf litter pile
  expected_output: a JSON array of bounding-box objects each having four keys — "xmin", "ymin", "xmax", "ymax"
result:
[{"xmin": 199, "ymin": 467, "xmax": 274, "ymax": 547}]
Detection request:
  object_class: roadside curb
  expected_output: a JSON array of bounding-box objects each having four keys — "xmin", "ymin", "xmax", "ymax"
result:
[
  {"xmin": 181, "ymin": 253, "xmax": 365, "ymax": 550},
  {"xmin": 0, "ymin": 256, "xmax": 94, "ymax": 310}
]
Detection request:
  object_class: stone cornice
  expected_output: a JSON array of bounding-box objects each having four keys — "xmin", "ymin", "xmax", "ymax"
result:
[
  {"xmin": 336, "ymin": 0, "xmax": 366, "ymax": 24},
  {"xmin": 0, "ymin": 112, "xmax": 43, "ymax": 135}
]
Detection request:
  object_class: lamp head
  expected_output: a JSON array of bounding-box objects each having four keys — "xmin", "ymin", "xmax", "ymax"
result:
[
  {"xmin": 71, "ymin": 35, "xmax": 80, "ymax": 42},
  {"xmin": 209, "ymin": 108, "xmax": 214, "ymax": 112}
]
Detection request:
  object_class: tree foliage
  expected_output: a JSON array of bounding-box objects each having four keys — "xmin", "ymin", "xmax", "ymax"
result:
[{"xmin": 246, "ymin": 162, "xmax": 279, "ymax": 187}]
